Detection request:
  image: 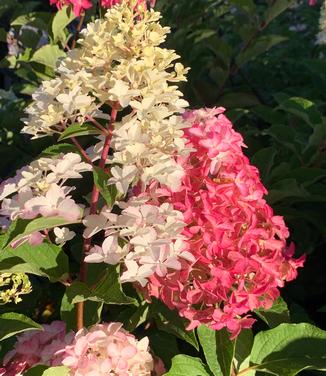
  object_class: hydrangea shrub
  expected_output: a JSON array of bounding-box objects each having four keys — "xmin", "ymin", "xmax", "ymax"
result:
[{"xmin": 0, "ymin": 0, "xmax": 325, "ymax": 375}]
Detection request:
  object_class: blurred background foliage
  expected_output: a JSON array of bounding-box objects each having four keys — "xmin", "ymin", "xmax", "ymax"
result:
[{"xmin": 0, "ymin": 0, "xmax": 326, "ymax": 361}]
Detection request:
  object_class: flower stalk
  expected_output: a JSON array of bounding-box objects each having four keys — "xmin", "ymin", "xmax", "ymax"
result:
[{"xmin": 76, "ymin": 104, "xmax": 118, "ymax": 331}]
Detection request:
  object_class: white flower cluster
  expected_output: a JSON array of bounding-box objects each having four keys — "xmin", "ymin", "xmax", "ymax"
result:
[
  {"xmin": 0, "ymin": 153, "xmax": 90, "ymax": 245},
  {"xmin": 22, "ymin": 76, "xmax": 99, "ymax": 138},
  {"xmin": 83, "ymin": 197, "xmax": 194, "ymax": 286},
  {"xmin": 109, "ymin": 114, "xmax": 189, "ymax": 193},
  {"xmin": 22, "ymin": 1, "xmax": 191, "ymax": 194},
  {"xmin": 316, "ymin": 0, "xmax": 326, "ymax": 44}
]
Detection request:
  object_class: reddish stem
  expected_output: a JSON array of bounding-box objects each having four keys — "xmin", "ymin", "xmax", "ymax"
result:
[
  {"xmin": 71, "ymin": 137, "xmax": 94, "ymax": 166},
  {"xmin": 85, "ymin": 115, "xmax": 109, "ymax": 135},
  {"xmin": 76, "ymin": 105, "xmax": 118, "ymax": 331}
]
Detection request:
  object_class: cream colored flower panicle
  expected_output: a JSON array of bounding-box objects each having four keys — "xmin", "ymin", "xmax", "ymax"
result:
[
  {"xmin": 23, "ymin": 1, "xmax": 188, "ymax": 135},
  {"xmin": 22, "ymin": 0, "xmax": 190, "ymax": 193}
]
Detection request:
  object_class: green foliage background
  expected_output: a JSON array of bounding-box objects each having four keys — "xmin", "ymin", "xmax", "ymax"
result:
[{"xmin": 0, "ymin": 0, "xmax": 326, "ymax": 374}]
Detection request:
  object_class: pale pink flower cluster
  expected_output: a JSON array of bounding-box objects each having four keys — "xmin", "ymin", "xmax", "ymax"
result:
[
  {"xmin": 84, "ymin": 198, "xmax": 194, "ymax": 287},
  {"xmin": 142, "ymin": 108, "xmax": 305, "ymax": 338},
  {"xmin": 50, "ymin": 0, "xmax": 150, "ymax": 17},
  {"xmin": 0, "ymin": 153, "xmax": 89, "ymax": 245},
  {"xmin": 0, "ymin": 321, "xmax": 73, "ymax": 376},
  {"xmin": 1, "ymin": 322, "xmax": 156, "ymax": 376},
  {"xmin": 61, "ymin": 322, "xmax": 153, "ymax": 375}
]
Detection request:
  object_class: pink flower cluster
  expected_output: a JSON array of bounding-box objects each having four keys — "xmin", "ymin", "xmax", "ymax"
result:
[
  {"xmin": 50, "ymin": 0, "xmax": 151, "ymax": 17},
  {"xmin": 144, "ymin": 108, "xmax": 304, "ymax": 338},
  {"xmin": 61, "ymin": 323, "xmax": 153, "ymax": 375},
  {"xmin": 1, "ymin": 322, "xmax": 158, "ymax": 376},
  {"xmin": 50, "ymin": 0, "xmax": 92, "ymax": 16},
  {"xmin": 1, "ymin": 321, "xmax": 72, "ymax": 376},
  {"xmin": 101, "ymin": 0, "xmax": 121, "ymax": 8}
]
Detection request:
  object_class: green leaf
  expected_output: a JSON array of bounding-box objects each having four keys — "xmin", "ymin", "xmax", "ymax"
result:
[
  {"xmin": 25, "ymin": 365, "xmax": 70, "ymax": 376},
  {"xmin": 93, "ymin": 167, "xmax": 117, "ymax": 207},
  {"xmin": 11, "ymin": 12, "xmax": 50, "ymax": 30},
  {"xmin": 264, "ymin": 0, "xmax": 296, "ymax": 26},
  {"xmin": 0, "ymin": 88, "xmax": 17, "ymax": 102},
  {"xmin": 31, "ymin": 63, "xmax": 55, "ymax": 80},
  {"xmin": 52, "ymin": 5, "xmax": 76, "ymax": 43},
  {"xmin": 308, "ymin": 122, "xmax": 326, "ymax": 148},
  {"xmin": 2, "ymin": 216, "xmax": 81, "ymax": 248},
  {"xmin": 0, "ymin": 55, "xmax": 16, "ymax": 69},
  {"xmin": 0, "ymin": 313, "xmax": 42, "ymax": 341},
  {"xmin": 252, "ymin": 105, "xmax": 284, "ymax": 124},
  {"xmin": 66, "ymin": 265, "xmax": 136, "ymax": 306},
  {"xmin": 0, "ymin": 0, "xmax": 18, "ymax": 17},
  {"xmin": 255, "ymin": 297, "xmax": 290, "ymax": 328},
  {"xmin": 278, "ymin": 167, "xmax": 326, "ymax": 186},
  {"xmin": 268, "ymin": 178, "xmax": 308, "ymax": 204},
  {"xmin": 289, "ymin": 303, "xmax": 314, "ymax": 325},
  {"xmin": 236, "ymin": 35, "xmax": 287, "ymax": 67},
  {"xmin": 198, "ymin": 326, "xmax": 235, "ymax": 376},
  {"xmin": 277, "ymin": 96, "xmax": 322, "ymax": 127},
  {"xmin": 58, "ymin": 123, "xmax": 102, "ymax": 141},
  {"xmin": 0, "ymin": 28, "xmax": 7, "ymax": 42},
  {"xmin": 40, "ymin": 143, "xmax": 79, "ymax": 157},
  {"xmin": 151, "ymin": 299, "xmax": 199, "ymax": 350},
  {"xmin": 197, "ymin": 326, "xmax": 221, "ymax": 376},
  {"xmin": 164, "ymin": 355, "xmax": 213, "ymax": 376},
  {"xmin": 11, "ymin": 13, "xmax": 37, "ymax": 26},
  {"xmin": 206, "ymin": 36, "xmax": 232, "ymax": 70},
  {"xmin": 61, "ymin": 292, "xmax": 103, "ymax": 331},
  {"xmin": 218, "ymin": 92, "xmax": 260, "ymax": 108},
  {"xmin": 123, "ymin": 301, "xmax": 150, "ymax": 332},
  {"xmin": 19, "ymin": 28, "xmax": 40, "ymax": 50},
  {"xmin": 263, "ymin": 125, "xmax": 297, "ymax": 144},
  {"xmin": 318, "ymin": 305, "xmax": 326, "ymax": 313},
  {"xmin": 234, "ymin": 330, "xmax": 254, "ymax": 374},
  {"xmin": 0, "ymin": 242, "xmax": 69, "ymax": 282},
  {"xmin": 226, "ymin": 108, "xmax": 249, "ymax": 123},
  {"xmin": 251, "ymin": 147, "xmax": 277, "ymax": 184},
  {"xmin": 209, "ymin": 66, "xmax": 229, "ymax": 89},
  {"xmin": 148, "ymin": 330, "xmax": 179, "ymax": 368},
  {"xmin": 248, "ymin": 323, "xmax": 326, "ymax": 375},
  {"xmin": 64, "ymin": 281, "xmax": 100, "ymax": 303},
  {"xmin": 229, "ymin": 0, "xmax": 255, "ymax": 14},
  {"xmin": 43, "ymin": 367, "xmax": 70, "ymax": 375},
  {"xmin": 13, "ymin": 65, "xmax": 39, "ymax": 85},
  {"xmin": 31, "ymin": 45, "xmax": 66, "ymax": 68},
  {"xmin": 92, "ymin": 265, "xmax": 136, "ymax": 305}
]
